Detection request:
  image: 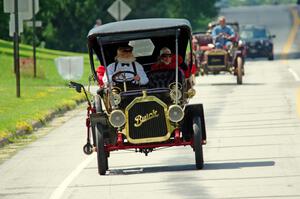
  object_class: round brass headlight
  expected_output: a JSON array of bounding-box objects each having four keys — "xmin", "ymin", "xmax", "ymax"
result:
[
  {"xmin": 187, "ymin": 88, "xmax": 196, "ymax": 98},
  {"xmin": 112, "ymin": 93, "xmax": 121, "ymax": 105},
  {"xmin": 169, "ymin": 82, "xmax": 182, "ymax": 102},
  {"xmin": 109, "ymin": 110, "xmax": 126, "ymax": 128},
  {"xmin": 168, "ymin": 105, "xmax": 184, "ymax": 123},
  {"xmin": 170, "ymin": 89, "xmax": 182, "ymax": 102}
]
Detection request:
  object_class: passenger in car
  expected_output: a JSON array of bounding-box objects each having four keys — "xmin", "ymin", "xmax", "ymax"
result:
[
  {"xmin": 151, "ymin": 47, "xmax": 187, "ymax": 73},
  {"xmin": 96, "ymin": 65, "xmax": 105, "ymax": 87},
  {"xmin": 103, "ymin": 44, "xmax": 149, "ymax": 85},
  {"xmin": 206, "ymin": 22, "xmax": 213, "ymax": 35},
  {"xmin": 186, "ymin": 52, "xmax": 197, "ymax": 86}
]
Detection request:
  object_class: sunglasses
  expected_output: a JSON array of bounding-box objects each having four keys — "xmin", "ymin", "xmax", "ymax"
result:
[
  {"xmin": 122, "ymin": 48, "xmax": 133, "ymax": 52},
  {"xmin": 161, "ymin": 54, "xmax": 172, "ymax": 57}
]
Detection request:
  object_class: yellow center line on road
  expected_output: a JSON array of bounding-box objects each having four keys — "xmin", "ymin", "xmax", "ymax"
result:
[
  {"xmin": 296, "ymin": 88, "xmax": 300, "ymax": 117},
  {"xmin": 281, "ymin": 8, "xmax": 300, "ymax": 62},
  {"xmin": 281, "ymin": 7, "xmax": 300, "ymax": 119},
  {"xmin": 297, "ymin": 89, "xmax": 300, "ymax": 119}
]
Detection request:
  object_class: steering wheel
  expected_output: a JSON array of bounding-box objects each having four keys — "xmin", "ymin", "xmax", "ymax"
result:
[
  {"xmin": 217, "ymin": 32, "xmax": 230, "ymax": 39},
  {"xmin": 112, "ymin": 70, "xmax": 136, "ymax": 84}
]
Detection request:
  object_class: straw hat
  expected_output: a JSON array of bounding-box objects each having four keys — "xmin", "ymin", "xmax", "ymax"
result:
[{"xmin": 115, "ymin": 43, "xmax": 135, "ymax": 63}]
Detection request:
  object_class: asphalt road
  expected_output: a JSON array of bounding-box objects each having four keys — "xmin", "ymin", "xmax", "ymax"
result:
[{"xmin": 1, "ymin": 4, "xmax": 300, "ymax": 199}]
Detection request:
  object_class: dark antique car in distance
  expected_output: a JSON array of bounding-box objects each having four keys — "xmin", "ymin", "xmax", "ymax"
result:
[
  {"xmin": 240, "ymin": 25, "xmax": 275, "ymax": 60},
  {"xmin": 193, "ymin": 22, "xmax": 246, "ymax": 84},
  {"xmin": 70, "ymin": 18, "xmax": 207, "ymax": 175}
]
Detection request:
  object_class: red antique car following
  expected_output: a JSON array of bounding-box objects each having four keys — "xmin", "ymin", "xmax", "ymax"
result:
[{"xmin": 193, "ymin": 22, "xmax": 246, "ymax": 84}]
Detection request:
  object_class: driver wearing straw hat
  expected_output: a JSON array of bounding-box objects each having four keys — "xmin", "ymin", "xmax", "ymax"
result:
[{"xmin": 103, "ymin": 43, "xmax": 149, "ymax": 86}]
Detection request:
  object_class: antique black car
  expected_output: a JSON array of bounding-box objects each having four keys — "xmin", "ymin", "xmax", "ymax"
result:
[
  {"xmin": 240, "ymin": 25, "xmax": 275, "ymax": 60},
  {"xmin": 70, "ymin": 18, "xmax": 207, "ymax": 175},
  {"xmin": 193, "ymin": 22, "xmax": 246, "ymax": 84}
]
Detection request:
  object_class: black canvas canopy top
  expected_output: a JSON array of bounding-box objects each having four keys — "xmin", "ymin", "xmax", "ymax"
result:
[
  {"xmin": 88, "ymin": 18, "xmax": 191, "ymax": 39},
  {"xmin": 87, "ymin": 18, "xmax": 193, "ymax": 74}
]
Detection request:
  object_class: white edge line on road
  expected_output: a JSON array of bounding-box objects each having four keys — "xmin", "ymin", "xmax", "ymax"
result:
[
  {"xmin": 49, "ymin": 154, "xmax": 95, "ymax": 199},
  {"xmin": 288, "ymin": 68, "xmax": 300, "ymax": 82}
]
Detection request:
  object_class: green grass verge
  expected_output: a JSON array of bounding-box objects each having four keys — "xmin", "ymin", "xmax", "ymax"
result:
[{"xmin": 0, "ymin": 39, "xmax": 91, "ymax": 141}]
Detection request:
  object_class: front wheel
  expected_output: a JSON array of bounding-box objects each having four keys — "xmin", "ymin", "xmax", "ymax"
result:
[
  {"xmin": 193, "ymin": 117, "xmax": 204, "ymax": 169},
  {"xmin": 236, "ymin": 57, "xmax": 243, "ymax": 85},
  {"xmin": 96, "ymin": 124, "xmax": 108, "ymax": 175}
]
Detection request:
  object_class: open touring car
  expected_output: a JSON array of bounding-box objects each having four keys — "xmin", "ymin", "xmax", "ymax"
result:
[
  {"xmin": 193, "ymin": 22, "xmax": 246, "ymax": 84},
  {"xmin": 70, "ymin": 18, "xmax": 207, "ymax": 175}
]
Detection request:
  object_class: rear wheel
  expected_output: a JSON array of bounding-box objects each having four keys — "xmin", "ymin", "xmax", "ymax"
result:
[
  {"xmin": 94, "ymin": 95, "xmax": 103, "ymax": 112},
  {"xmin": 193, "ymin": 117, "xmax": 204, "ymax": 169},
  {"xmin": 91, "ymin": 95, "xmax": 103, "ymax": 148},
  {"xmin": 268, "ymin": 54, "xmax": 274, "ymax": 60},
  {"xmin": 236, "ymin": 57, "xmax": 243, "ymax": 85},
  {"xmin": 200, "ymin": 65, "xmax": 205, "ymax": 76},
  {"xmin": 96, "ymin": 123, "xmax": 108, "ymax": 175}
]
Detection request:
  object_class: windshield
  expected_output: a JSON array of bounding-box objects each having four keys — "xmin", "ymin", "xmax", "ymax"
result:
[
  {"xmin": 240, "ymin": 28, "xmax": 267, "ymax": 39},
  {"xmin": 129, "ymin": 39, "xmax": 155, "ymax": 57}
]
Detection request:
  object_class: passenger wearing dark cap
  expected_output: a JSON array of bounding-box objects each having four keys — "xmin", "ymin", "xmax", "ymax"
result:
[{"xmin": 103, "ymin": 44, "xmax": 149, "ymax": 85}]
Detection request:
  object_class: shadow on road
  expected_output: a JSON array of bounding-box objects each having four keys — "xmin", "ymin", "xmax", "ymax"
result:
[
  {"xmin": 204, "ymin": 161, "xmax": 275, "ymax": 170},
  {"xmin": 108, "ymin": 161, "xmax": 275, "ymax": 175},
  {"xmin": 246, "ymin": 52, "xmax": 300, "ymax": 62},
  {"xmin": 276, "ymin": 52, "xmax": 300, "ymax": 60},
  {"xmin": 209, "ymin": 83, "xmax": 265, "ymax": 86},
  {"xmin": 195, "ymin": 82, "xmax": 266, "ymax": 87}
]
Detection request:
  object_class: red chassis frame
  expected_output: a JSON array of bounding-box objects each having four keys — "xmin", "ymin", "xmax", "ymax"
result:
[
  {"xmin": 108, "ymin": 129, "xmax": 191, "ymax": 152},
  {"xmin": 85, "ymin": 103, "xmax": 206, "ymax": 154}
]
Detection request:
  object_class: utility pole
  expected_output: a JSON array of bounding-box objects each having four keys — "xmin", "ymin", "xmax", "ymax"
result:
[
  {"xmin": 14, "ymin": 0, "xmax": 20, "ymax": 98},
  {"xmin": 32, "ymin": 0, "xmax": 37, "ymax": 77},
  {"xmin": 118, "ymin": 0, "xmax": 121, "ymax": 21}
]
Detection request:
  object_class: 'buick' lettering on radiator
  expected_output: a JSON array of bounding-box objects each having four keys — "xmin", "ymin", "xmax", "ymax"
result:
[
  {"xmin": 134, "ymin": 110, "xmax": 159, "ymax": 127},
  {"xmin": 211, "ymin": 58, "xmax": 222, "ymax": 63}
]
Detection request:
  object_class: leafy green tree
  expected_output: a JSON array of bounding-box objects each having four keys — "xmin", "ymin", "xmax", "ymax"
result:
[
  {"xmin": 126, "ymin": 0, "xmax": 217, "ymax": 31},
  {"xmin": 0, "ymin": 0, "xmax": 10, "ymax": 40},
  {"xmin": 35, "ymin": 0, "xmax": 103, "ymax": 52},
  {"xmin": 165, "ymin": 0, "xmax": 217, "ymax": 30},
  {"xmin": 1, "ymin": 0, "xmax": 218, "ymax": 52}
]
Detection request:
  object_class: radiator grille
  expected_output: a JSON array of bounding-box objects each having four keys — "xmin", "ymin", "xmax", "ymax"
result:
[
  {"xmin": 207, "ymin": 54, "xmax": 225, "ymax": 65},
  {"xmin": 127, "ymin": 101, "xmax": 168, "ymax": 139}
]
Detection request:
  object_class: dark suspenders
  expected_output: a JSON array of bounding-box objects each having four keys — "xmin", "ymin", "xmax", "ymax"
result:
[
  {"xmin": 114, "ymin": 62, "xmax": 118, "ymax": 72},
  {"xmin": 132, "ymin": 62, "xmax": 137, "ymax": 75}
]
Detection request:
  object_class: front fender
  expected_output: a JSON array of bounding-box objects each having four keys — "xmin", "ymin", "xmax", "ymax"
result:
[
  {"xmin": 232, "ymin": 50, "xmax": 244, "ymax": 66},
  {"xmin": 181, "ymin": 103, "xmax": 207, "ymax": 141}
]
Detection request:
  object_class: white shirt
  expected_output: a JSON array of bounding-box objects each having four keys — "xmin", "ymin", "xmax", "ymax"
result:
[{"xmin": 103, "ymin": 61, "xmax": 149, "ymax": 85}]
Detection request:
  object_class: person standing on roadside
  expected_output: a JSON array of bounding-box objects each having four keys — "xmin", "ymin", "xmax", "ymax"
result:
[{"xmin": 94, "ymin": 19, "xmax": 102, "ymax": 28}]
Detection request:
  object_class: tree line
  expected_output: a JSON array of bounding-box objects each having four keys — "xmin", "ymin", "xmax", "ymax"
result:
[{"xmin": 0, "ymin": 0, "xmax": 217, "ymax": 52}]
